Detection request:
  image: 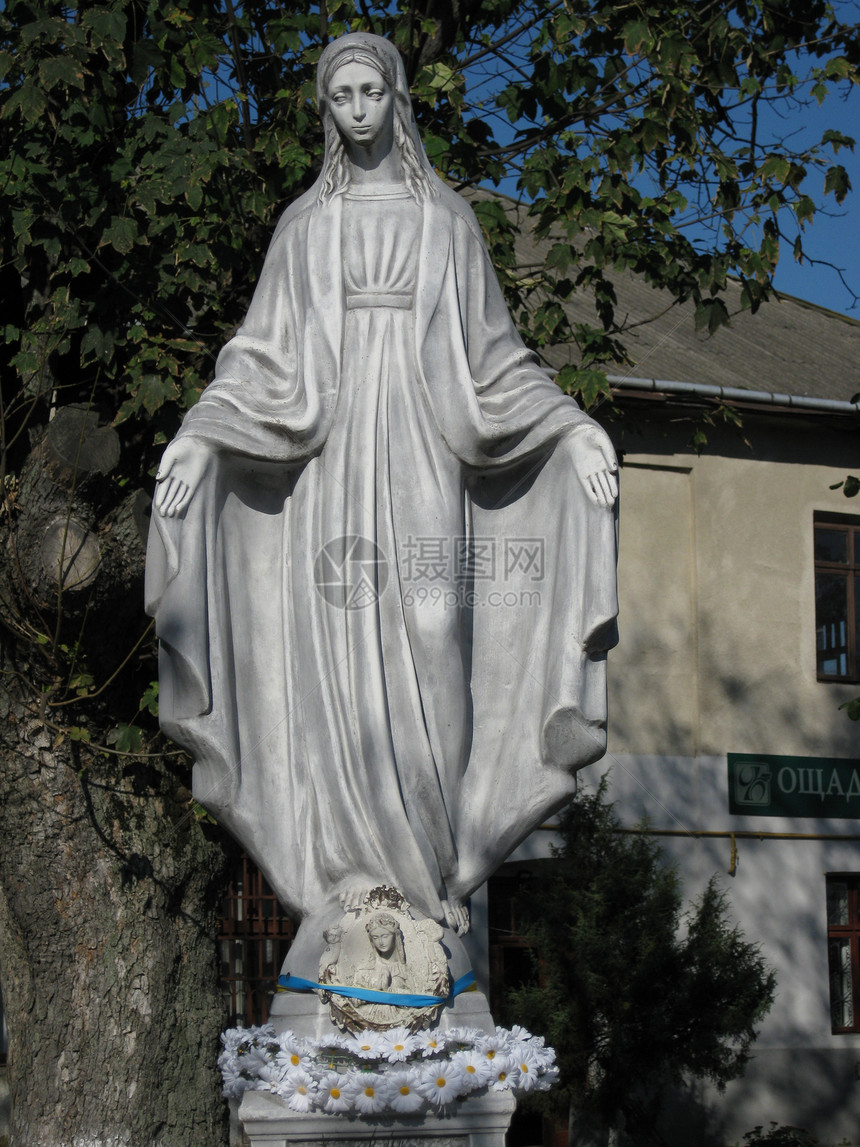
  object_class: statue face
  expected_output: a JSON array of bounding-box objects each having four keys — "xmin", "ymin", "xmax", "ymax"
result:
[
  {"xmin": 368, "ymin": 924, "xmax": 396, "ymax": 955},
  {"xmin": 327, "ymin": 61, "xmax": 394, "ymax": 156}
]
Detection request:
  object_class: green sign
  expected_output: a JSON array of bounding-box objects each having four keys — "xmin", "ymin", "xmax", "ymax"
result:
[{"xmin": 728, "ymin": 753, "xmax": 860, "ymax": 820}]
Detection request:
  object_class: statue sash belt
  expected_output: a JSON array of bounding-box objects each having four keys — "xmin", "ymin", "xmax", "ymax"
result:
[{"xmin": 346, "ymin": 292, "xmax": 413, "ymax": 310}]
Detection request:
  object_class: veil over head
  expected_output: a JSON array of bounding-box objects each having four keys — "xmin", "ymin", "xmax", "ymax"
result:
[{"xmin": 315, "ymin": 32, "xmax": 438, "ymax": 191}]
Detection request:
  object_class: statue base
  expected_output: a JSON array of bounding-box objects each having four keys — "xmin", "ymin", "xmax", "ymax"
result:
[{"xmin": 238, "ymin": 1087, "xmax": 516, "ymax": 1147}]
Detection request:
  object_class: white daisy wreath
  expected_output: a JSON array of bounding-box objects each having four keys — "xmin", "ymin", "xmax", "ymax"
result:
[{"xmin": 219, "ymin": 1023, "xmax": 558, "ymax": 1116}]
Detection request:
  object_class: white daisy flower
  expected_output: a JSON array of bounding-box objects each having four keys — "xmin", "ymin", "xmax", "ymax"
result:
[
  {"xmin": 313, "ymin": 1031, "xmax": 352, "ymax": 1053},
  {"xmin": 506, "ymin": 1024, "xmax": 534, "ymax": 1043},
  {"xmin": 487, "ymin": 1055, "xmax": 516, "ymax": 1091},
  {"xmin": 415, "ymin": 1059, "xmax": 466, "ymax": 1108},
  {"xmin": 474, "ymin": 1033, "xmax": 508, "ymax": 1064},
  {"xmin": 387, "ymin": 1069, "xmax": 425, "ymax": 1114},
  {"xmin": 443, "ymin": 1026, "xmax": 478, "ymax": 1047},
  {"xmin": 257, "ymin": 1060, "xmax": 288, "ymax": 1088},
  {"xmin": 511, "ymin": 1048, "xmax": 543, "ymax": 1092},
  {"xmin": 490, "ymin": 1028, "xmax": 517, "ymax": 1054},
  {"xmin": 244, "ymin": 1043, "xmax": 276, "ymax": 1072},
  {"xmin": 377, "ymin": 1026, "xmax": 417, "ymax": 1063},
  {"xmin": 280, "ymin": 1065, "xmax": 317, "ymax": 1112},
  {"xmin": 276, "ymin": 1029, "xmax": 309, "ymax": 1056},
  {"xmin": 450, "ymin": 1048, "xmax": 493, "ymax": 1093},
  {"xmin": 221, "ymin": 1026, "xmax": 251, "ymax": 1055},
  {"xmin": 346, "ymin": 1071, "xmax": 388, "ymax": 1115},
  {"xmin": 219, "ymin": 1057, "xmax": 252, "ymax": 1099},
  {"xmin": 534, "ymin": 1063, "xmax": 560, "ymax": 1091},
  {"xmin": 415, "ymin": 1029, "xmax": 454, "ymax": 1057},
  {"xmin": 275, "ymin": 1044, "xmax": 314, "ymax": 1072},
  {"xmin": 318, "ymin": 1071, "xmax": 353, "ymax": 1114},
  {"xmin": 346, "ymin": 1030, "xmax": 386, "ymax": 1060},
  {"xmin": 528, "ymin": 1043, "xmax": 557, "ymax": 1071}
]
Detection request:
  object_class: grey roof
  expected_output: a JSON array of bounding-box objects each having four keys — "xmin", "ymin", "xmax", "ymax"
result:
[{"xmin": 475, "ymin": 191, "xmax": 860, "ymax": 405}]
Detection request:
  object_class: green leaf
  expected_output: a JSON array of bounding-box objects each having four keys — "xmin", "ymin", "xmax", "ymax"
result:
[
  {"xmin": 556, "ymin": 365, "xmax": 611, "ymax": 409},
  {"xmin": 821, "ymin": 129, "xmax": 855, "ymax": 154},
  {"xmin": 623, "ymin": 20, "xmax": 651, "ymax": 55},
  {"xmin": 824, "ymin": 165, "xmax": 851, "ymax": 205},
  {"xmin": 108, "ymin": 724, "xmax": 144, "ymax": 754},
  {"xmin": 839, "ymin": 698, "xmax": 860, "ymax": 721},
  {"xmin": 103, "ymin": 217, "xmax": 138, "ymax": 255},
  {"xmin": 39, "ymin": 55, "xmax": 86, "ymax": 92},
  {"xmin": 140, "ymin": 681, "xmax": 159, "ymax": 717},
  {"xmin": 759, "ymin": 154, "xmax": 790, "ymax": 184},
  {"xmin": 69, "ymin": 672, "xmax": 95, "ymax": 695},
  {"xmin": 2, "ymin": 80, "xmax": 48, "ymax": 122},
  {"xmin": 694, "ymin": 298, "xmax": 730, "ymax": 334}
]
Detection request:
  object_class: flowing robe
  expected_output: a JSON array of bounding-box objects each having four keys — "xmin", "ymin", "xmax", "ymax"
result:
[{"xmin": 145, "ymin": 183, "xmax": 618, "ymax": 926}]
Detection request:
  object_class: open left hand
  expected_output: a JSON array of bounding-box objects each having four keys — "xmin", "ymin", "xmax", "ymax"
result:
[
  {"xmin": 154, "ymin": 437, "xmax": 212, "ymax": 518},
  {"xmin": 573, "ymin": 425, "xmax": 618, "ymax": 508}
]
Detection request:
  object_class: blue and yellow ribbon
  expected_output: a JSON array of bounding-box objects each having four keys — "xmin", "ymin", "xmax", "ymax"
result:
[{"xmin": 277, "ymin": 970, "xmax": 476, "ymax": 1007}]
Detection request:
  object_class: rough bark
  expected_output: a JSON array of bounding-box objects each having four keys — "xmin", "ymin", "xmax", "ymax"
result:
[{"xmin": 0, "ymin": 412, "xmax": 232, "ymax": 1146}]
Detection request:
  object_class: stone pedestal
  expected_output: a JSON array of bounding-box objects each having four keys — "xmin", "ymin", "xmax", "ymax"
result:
[{"xmin": 238, "ymin": 1088, "xmax": 516, "ymax": 1147}]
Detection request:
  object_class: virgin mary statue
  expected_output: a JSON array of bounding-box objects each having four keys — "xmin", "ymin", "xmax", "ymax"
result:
[{"xmin": 146, "ymin": 33, "xmax": 618, "ymax": 954}]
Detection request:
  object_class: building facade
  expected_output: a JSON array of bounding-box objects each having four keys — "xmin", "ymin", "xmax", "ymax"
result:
[{"xmin": 595, "ymin": 361, "xmax": 860, "ymax": 1142}]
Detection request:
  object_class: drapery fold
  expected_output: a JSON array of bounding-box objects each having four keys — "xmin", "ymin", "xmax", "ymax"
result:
[{"xmin": 145, "ymin": 186, "xmax": 617, "ymax": 925}]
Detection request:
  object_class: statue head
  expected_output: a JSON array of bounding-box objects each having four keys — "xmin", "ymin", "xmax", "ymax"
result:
[
  {"xmin": 365, "ymin": 911, "xmax": 404, "ymax": 958},
  {"xmin": 316, "ymin": 33, "xmax": 438, "ymax": 202}
]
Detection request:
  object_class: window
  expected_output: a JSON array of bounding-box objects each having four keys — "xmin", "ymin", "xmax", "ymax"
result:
[
  {"xmin": 218, "ymin": 856, "xmax": 294, "ymax": 1026},
  {"xmin": 826, "ymin": 874, "xmax": 860, "ymax": 1033},
  {"xmin": 487, "ymin": 865, "xmax": 542, "ymax": 1016},
  {"xmin": 814, "ymin": 515, "xmax": 860, "ymax": 681}
]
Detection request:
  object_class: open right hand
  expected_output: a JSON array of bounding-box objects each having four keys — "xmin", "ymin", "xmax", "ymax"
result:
[{"xmin": 154, "ymin": 437, "xmax": 211, "ymax": 518}]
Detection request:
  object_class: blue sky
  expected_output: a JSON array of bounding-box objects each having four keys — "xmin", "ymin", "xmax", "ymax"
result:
[
  {"xmin": 462, "ymin": 2, "xmax": 860, "ymax": 321},
  {"xmin": 767, "ymin": 85, "xmax": 860, "ymax": 318}
]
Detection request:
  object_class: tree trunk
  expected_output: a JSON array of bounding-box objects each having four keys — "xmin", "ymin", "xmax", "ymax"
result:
[{"xmin": 0, "ymin": 413, "xmax": 232, "ymax": 1146}]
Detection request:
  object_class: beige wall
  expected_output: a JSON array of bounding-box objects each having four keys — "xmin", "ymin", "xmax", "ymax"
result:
[{"xmin": 607, "ymin": 438, "xmax": 860, "ymax": 760}]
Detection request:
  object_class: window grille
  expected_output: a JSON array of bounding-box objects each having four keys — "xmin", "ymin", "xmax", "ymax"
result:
[
  {"xmin": 218, "ymin": 856, "xmax": 294, "ymax": 1026},
  {"xmin": 826, "ymin": 873, "xmax": 860, "ymax": 1033},
  {"xmin": 814, "ymin": 514, "xmax": 860, "ymax": 682}
]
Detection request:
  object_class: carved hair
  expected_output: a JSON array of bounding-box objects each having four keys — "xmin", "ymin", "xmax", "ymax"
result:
[{"xmin": 317, "ymin": 42, "xmax": 438, "ymax": 203}]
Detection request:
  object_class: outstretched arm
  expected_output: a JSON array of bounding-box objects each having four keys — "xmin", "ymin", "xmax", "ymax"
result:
[
  {"xmin": 572, "ymin": 424, "xmax": 618, "ymax": 508},
  {"xmin": 154, "ymin": 437, "xmax": 212, "ymax": 518}
]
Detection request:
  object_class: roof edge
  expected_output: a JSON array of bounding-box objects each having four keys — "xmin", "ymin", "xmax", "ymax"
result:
[{"xmin": 608, "ymin": 375, "xmax": 860, "ymax": 416}]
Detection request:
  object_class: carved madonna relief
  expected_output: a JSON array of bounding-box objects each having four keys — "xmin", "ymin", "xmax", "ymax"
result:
[{"xmin": 318, "ymin": 887, "xmax": 449, "ymax": 1034}]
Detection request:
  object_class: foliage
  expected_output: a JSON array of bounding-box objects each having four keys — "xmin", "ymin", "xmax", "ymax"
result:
[
  {"xmin": 736, "ymin": 1124, "xmax": 821, "ymax": 1147},
  {"xmin": 1, "ymin": 0, "xmax": 858, "ymax": 457},
  {"xmin": 503, "ymin": 780, "xmax": 776, "ymax": 1140}
]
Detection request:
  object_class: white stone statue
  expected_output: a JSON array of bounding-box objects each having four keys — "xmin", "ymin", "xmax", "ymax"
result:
[{"xmin": 145, "ymin": 33, "xmax": 617, "ymax": 978}]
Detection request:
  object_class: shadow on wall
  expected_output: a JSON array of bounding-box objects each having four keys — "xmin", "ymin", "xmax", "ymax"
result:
[
  {"xmin": 655, "ymin": 1067, "xmax": 860, "ymax": 1147},
  {"xmin": 610, "ymin": 598, "xmax": 860, "ymax": 762}
]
